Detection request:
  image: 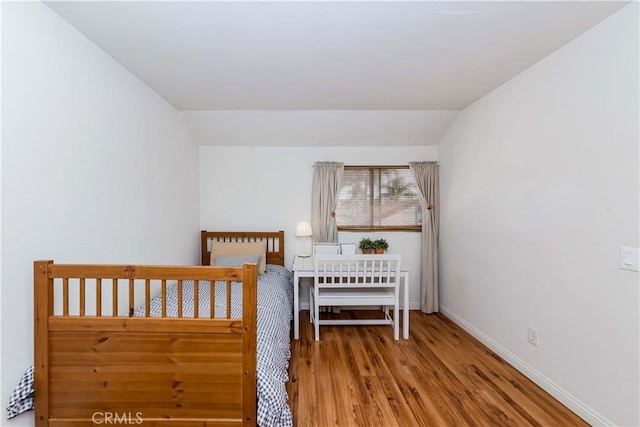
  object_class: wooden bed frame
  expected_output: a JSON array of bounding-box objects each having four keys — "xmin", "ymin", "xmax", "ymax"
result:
[
  {"xmin": 34, "ymin": 230, "xmax": 285, "ymax": 427},
  {"xmin": 200, "ymin": 230, "xmax": 285, "ymax": 267}
]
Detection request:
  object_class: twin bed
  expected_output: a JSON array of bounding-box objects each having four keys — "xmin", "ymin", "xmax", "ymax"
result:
[{"xmin": 9, "ymin": 230, "xmax": 293, "ymax": 427}]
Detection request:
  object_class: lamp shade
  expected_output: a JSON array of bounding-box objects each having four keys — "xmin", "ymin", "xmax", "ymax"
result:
[{"xmin": 296, "ymin": 221, "xmax": 313, "ymax": 237}]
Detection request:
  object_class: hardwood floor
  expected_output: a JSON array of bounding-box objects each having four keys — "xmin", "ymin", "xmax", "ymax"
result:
[{"xmin": 288, "ymin": 310, "xmax": 587, "ymax": 427}]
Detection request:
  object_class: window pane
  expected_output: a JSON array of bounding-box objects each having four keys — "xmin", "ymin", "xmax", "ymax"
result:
[
  {"xmin": 336, "ymin": 167, "xmax": 422, "ymax": 230},
  {"xmin": 336, "ymin": 169, "xmax": 371, "ymax": 227}
]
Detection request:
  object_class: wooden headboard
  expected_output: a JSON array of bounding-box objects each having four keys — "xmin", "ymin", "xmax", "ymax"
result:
[{"xmin": 201, "ymin": 230, "xmax": 285, "ymax": 267}]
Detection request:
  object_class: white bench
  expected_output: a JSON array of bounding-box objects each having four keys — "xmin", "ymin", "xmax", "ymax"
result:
[{"xmin": 309, "ymin": 254, "xmax": 402, "ymax": 341}]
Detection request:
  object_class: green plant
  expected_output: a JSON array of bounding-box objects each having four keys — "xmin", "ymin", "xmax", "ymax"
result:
[
  {"xmin": 373, "ymin": 239, "xmax": 389, "ymax": 250},
  {"xmin": 358, "ymin": 238, "xmax": 374, "ymax": 251}
]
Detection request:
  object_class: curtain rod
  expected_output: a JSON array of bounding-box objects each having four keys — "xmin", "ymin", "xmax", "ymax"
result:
[{"xmin": 344, "ymin": 163, "xmax": 439, "ymax": 169}]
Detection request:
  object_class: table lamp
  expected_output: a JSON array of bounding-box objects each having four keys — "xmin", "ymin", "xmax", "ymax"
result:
[{"xmin": 296, "ymin": 221, "xmax": 313, "ymax": 257}]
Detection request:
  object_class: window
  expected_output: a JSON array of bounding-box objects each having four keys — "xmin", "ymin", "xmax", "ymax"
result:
[{"xmin": 335, "ymin": 166, "xmax": 422, "ymax": 231}]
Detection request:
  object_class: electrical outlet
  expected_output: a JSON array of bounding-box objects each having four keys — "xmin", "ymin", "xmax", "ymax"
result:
[{"xmin": 528, "ymin": 326, "xmax": 539, "ymax": 347}]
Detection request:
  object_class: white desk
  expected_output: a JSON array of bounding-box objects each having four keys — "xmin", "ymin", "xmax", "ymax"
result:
[{"xmin": 292, "ymin": 255, "xmax": 410, "ymax": 340}]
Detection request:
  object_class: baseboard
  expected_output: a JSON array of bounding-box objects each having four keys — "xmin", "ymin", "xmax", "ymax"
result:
[{"xmin": 439, "ymin": 305, "xmax": 614, "ymax": 427}]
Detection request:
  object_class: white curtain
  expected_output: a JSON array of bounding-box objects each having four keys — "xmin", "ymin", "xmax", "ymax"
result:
[
  {"xmin": 409, "ymin": 161, "xmax": 439, "ymax": 314},
  {"xmin": 311, "ymin": 162, "xmax": 344, "ymax": 243}
]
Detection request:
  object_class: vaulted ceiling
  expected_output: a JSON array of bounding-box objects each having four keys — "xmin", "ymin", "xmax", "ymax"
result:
[{"xmin": 45, "ymin": 1, "xmax": 628, "ymax": 145}]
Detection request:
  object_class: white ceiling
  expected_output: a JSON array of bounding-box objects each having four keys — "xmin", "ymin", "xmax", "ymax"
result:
[
  {"xmin": 46, "ymin": 1, "xmax": 627, "ymax": 112},
  {"xmin": 44, "ymin": 1, "xmax": 628, "ymax": 146}
]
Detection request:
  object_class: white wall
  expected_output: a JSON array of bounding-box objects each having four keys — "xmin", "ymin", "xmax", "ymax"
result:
[
  {"xmin": 200, "ymin": 145, "xmax": 437, "ymax": 308},
  {"xmin": 184, "ymin": 110, "xmax": 458, "ymax": 146},
  {"xmin": 438, "ymin": 4, "xmax": 638, "ymax": 426},
  {"xmin": 1, "ymin": 3, "xmax": 200, "ymax": 424}
]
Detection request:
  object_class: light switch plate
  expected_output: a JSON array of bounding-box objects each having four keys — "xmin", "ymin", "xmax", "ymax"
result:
[{"xmin": 619, "ymin": 246, "xmax": 639, "ymax": 272}]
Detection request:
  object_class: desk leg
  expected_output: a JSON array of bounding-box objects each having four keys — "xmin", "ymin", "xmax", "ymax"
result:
[
  {"xmin": 403, "ymin": 271, "xmax": 409, "ymax": 339},
  {"xmin": 293, "ymin": 270, "xmax": 300, "ymax": 340}
]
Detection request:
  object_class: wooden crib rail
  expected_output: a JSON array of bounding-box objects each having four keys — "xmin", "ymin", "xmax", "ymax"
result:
[
  {"xmin": 41, "ymin": 262, "xmax": 246, "ymax": 281},
  {"xmin": 34, "ymin": 260, "xmax": 258, "ymax": 427},
  {"xmin": 36, "ymin": 261, "xmax": 248, "ymax": 319}
]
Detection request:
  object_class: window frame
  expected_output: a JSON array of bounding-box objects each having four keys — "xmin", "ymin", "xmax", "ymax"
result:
[{"xmin": 336, "ymin": 165, "xmax": 422, "ymax": 232}]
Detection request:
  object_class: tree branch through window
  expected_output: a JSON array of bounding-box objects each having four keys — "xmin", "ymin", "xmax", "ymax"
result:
[{"xmin": 335, "ymin": 166, "xmax": 422, "ymax": 231}]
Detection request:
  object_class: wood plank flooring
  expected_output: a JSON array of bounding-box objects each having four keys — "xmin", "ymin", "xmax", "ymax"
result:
[{"xmin": 288, "ymin": 310, "xmax": 587, "ymax": 427}]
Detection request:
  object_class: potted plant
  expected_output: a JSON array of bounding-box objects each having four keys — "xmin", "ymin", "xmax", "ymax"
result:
[
  {"xmin": 358, "ymin": 238, "xmax": 374, "ymax": 254},
  {"xmin": 373, "ymin": 238, "xmax": 389, "ymax": 254}
]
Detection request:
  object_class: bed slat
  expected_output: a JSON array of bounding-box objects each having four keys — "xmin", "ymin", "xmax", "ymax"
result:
[
  {"xmin": 193, "ymin": 280, "xmax": 199, "ymax": 319},
  {"xmin": 177, "ymin": 280, "xmax": 183, "ymax": 318},
  {"xmin": 79, "ymin": 278, "xmax": 85, "ymax": 317},
  {"xmin": 128, "ymin": 278, "xmax": 134, "ymax": 317},
  {"xmin": 226, "ymin": 281, "xmax": 232, "ymax": 319},
  {"xmin": 96, "ymin": 278, "xmax": 102, "ymax": 317},
  {"xmin": 161, "ymin": 279, "xmax": 167, "ymax": 318},
  {"xmin": 145, "ymin": 279, "xmax": 151, "ymax": 318},
  {"xmin": 112, "ymin": 279, "xmax": 118, "ymax": 316},
  {"xmin": 62, "ymin": 278, "xmax": 69, "ymax": 316}
]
